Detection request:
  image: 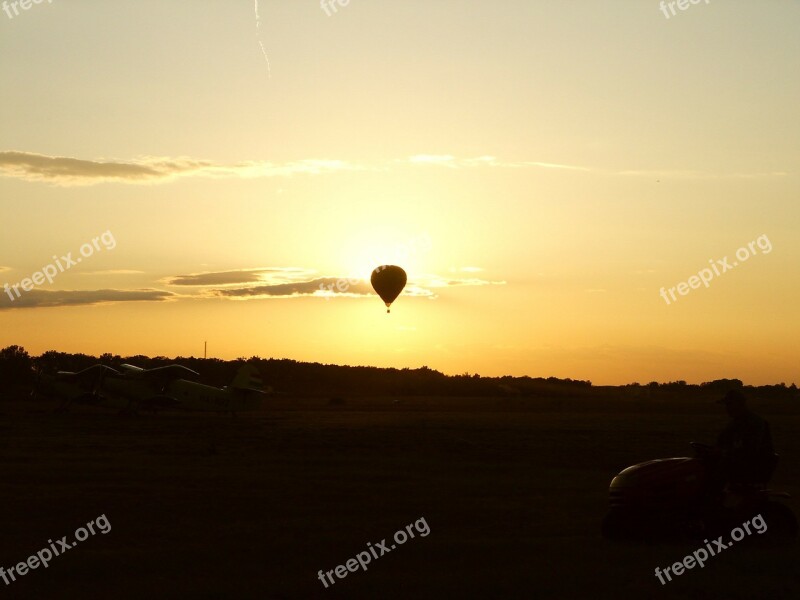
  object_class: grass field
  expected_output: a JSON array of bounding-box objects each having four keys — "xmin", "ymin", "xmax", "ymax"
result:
[{"xmin": 1, "ymin": 394, "xmax": 799, "ymax": 599}]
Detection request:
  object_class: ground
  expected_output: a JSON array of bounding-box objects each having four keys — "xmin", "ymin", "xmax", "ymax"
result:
[{"xmin": 1, "ymin": 394, "xmax": 798, "ymax": 599}]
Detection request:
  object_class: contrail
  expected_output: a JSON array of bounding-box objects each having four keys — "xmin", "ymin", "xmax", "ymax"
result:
[{"xmin": 254, "ymin": 0, "xmax": 272, "ymax": 79}]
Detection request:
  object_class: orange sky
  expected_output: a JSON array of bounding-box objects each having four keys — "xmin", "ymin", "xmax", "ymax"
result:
[{"xmin": 1, "ymin": 1, "xmax": 799, "ymax": 384}]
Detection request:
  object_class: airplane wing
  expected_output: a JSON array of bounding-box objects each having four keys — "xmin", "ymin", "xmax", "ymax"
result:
[
  {"xmin": 56, "ymin": 365, "xmax": 120, "ymax": 387},
  {"xmin": 56, "ymin": 364, "xmax": 119, "ymax": 378},
  {"xmin": 114, "ymin": 364, "xmax": 200, "ymax": 397},
  {"xmin": 119, "ymin": 364, "xmax": 200, "ymax": 385},
  {"xmin": 139, "ymin": 365, "xmax": 200, "ymax": 380},
  {"xmin": 39, "ymin": 365, "xmax": 118, "ymax": 409}
]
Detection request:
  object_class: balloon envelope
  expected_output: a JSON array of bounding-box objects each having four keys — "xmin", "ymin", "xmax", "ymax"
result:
[{"xmin": 370, "ymin": 265, "xmax": 407, "ymax": 312}]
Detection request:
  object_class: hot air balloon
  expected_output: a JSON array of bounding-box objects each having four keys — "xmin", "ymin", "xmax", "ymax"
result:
[{"xmin": 370, "ymin": 265, "xmax": 407, "ymax": 313}]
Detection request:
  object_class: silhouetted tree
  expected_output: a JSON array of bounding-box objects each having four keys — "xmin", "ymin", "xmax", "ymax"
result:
[
  {"xmin": 700, "ymin": 379, "xmax": 744, "ymax": 394},
  {"xmin": 0, "ymin": 345, "xmax": 34, "ymax": 385}
]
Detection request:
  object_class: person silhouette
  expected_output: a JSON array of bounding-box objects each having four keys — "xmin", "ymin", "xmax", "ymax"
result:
[
  {"xmin": 691, "ymin": 390, "xmax": 775, "ymax": 523},
  {"xmin": 715, "ymin": 390, "xmax": 775, "ymax": 488}
]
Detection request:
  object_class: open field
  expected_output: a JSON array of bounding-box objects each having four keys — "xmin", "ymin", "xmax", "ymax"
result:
[{"xmin": 1, "ymin": 394, "xmax": 799, "ymax": 599}]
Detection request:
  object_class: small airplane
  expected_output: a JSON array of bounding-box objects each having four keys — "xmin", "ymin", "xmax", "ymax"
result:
[
  {"xmin": 33, "ymin": 363, "xmax": 269, "ymax": 415},
  {"xmin": 32, "ymin": 365, "xmax": 122, "ymax": 412}
]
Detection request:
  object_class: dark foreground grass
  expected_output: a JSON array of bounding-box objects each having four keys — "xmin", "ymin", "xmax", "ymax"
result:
[{"xmin": 0, "ymin": 395, "xmax": 798, "ymax": 599}]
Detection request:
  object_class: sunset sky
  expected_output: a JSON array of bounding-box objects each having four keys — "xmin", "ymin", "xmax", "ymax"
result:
[{"xmin": 1, "ymin": 1, "xmax": 798, "ymax": 384}]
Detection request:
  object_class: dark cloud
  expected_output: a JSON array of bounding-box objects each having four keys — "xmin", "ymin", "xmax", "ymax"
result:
[
  {"xmin": 0, "ymin": 288, "xmax": 175, "ymax": 310},
  {"xmin": 0, "ymin": 151, "xmax": 211, "ymax": 184},
  {"xmin": 207, "ymin": 274, "xmax": 498, "ymax": 301},
  {"xmin": 213, "ymin": 277, "xmax": 374, "ymax": 298},
  {"xmin": 0, "ymin": 151, "xmax": 359, "ymax": 186},
  {"xmin": 166, "ymin": 268, "xmax": 309, "ymax": 287}
]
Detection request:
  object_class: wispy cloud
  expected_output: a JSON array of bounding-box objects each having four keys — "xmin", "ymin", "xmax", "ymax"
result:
[
  {"xmin": 615, "ymin": 169, "xmax": 788, "ymax": 179},
  {"xmin": 415, "ymin": 275, "xmax": 506, "ymax": 288},
  {"xmin": 405, "ymin": 155, "xmax": 592, "ymax": 171},
  {"xmin": 79, "ymin": 269, "xmax": 145, "ymax": 276},
  {"xmin": 1, "ymin": 151, "xmax": 788, "ymax": 186},
  {"xmin": 404, "ymin": 155, "xmax": 788, "ymax": 178},
  {"xmin": 519, "ymin": 161, "xmax": 594, "ymax": 172},
  {"xmin": 0, "ymin": 151, "xmax": 362, "ymax": 186},
  {"xmin": 0, "ymin": 289, "xmax": 175, "ymax": 310},
  {"xmin": 212, "ymin": 277, "xmax": 439, "ymax": 300},
  {"xmin": 0, "ymin": 267, "xmax": 503, "ymax": 308},
  {"xmin": 207, "ymin": 273, "xmax": 500, "ymax": 301},
  {"xmin": 253, "ymin": 0, "xmax": 271, "ymax": 79}
]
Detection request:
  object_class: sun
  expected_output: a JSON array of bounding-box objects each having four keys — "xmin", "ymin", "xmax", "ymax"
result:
[{"xmin": 340, "ymin": 230, "xmax": 432, "ymax": 285}]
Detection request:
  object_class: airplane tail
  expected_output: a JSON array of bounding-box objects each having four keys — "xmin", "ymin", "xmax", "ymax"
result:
[
  {"xmin": 227, "ymin": 364, "xmax": 269, "ymax": 411},
  {"xmin": 231, "ymin": 364, "xmax": 266, "ymax": 393}
]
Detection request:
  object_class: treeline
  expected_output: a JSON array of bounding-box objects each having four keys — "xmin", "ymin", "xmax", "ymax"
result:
[
  {"xmin": 621, "ymin": 378, "xmax": 799, "ymax": 400},
  {"xmin": 0, "ymin": 345, "xmax": 591, "ymax": 397},
  {"xmin": 1, "ymin": 345, "xmax": 796, "ymax": 399}
]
